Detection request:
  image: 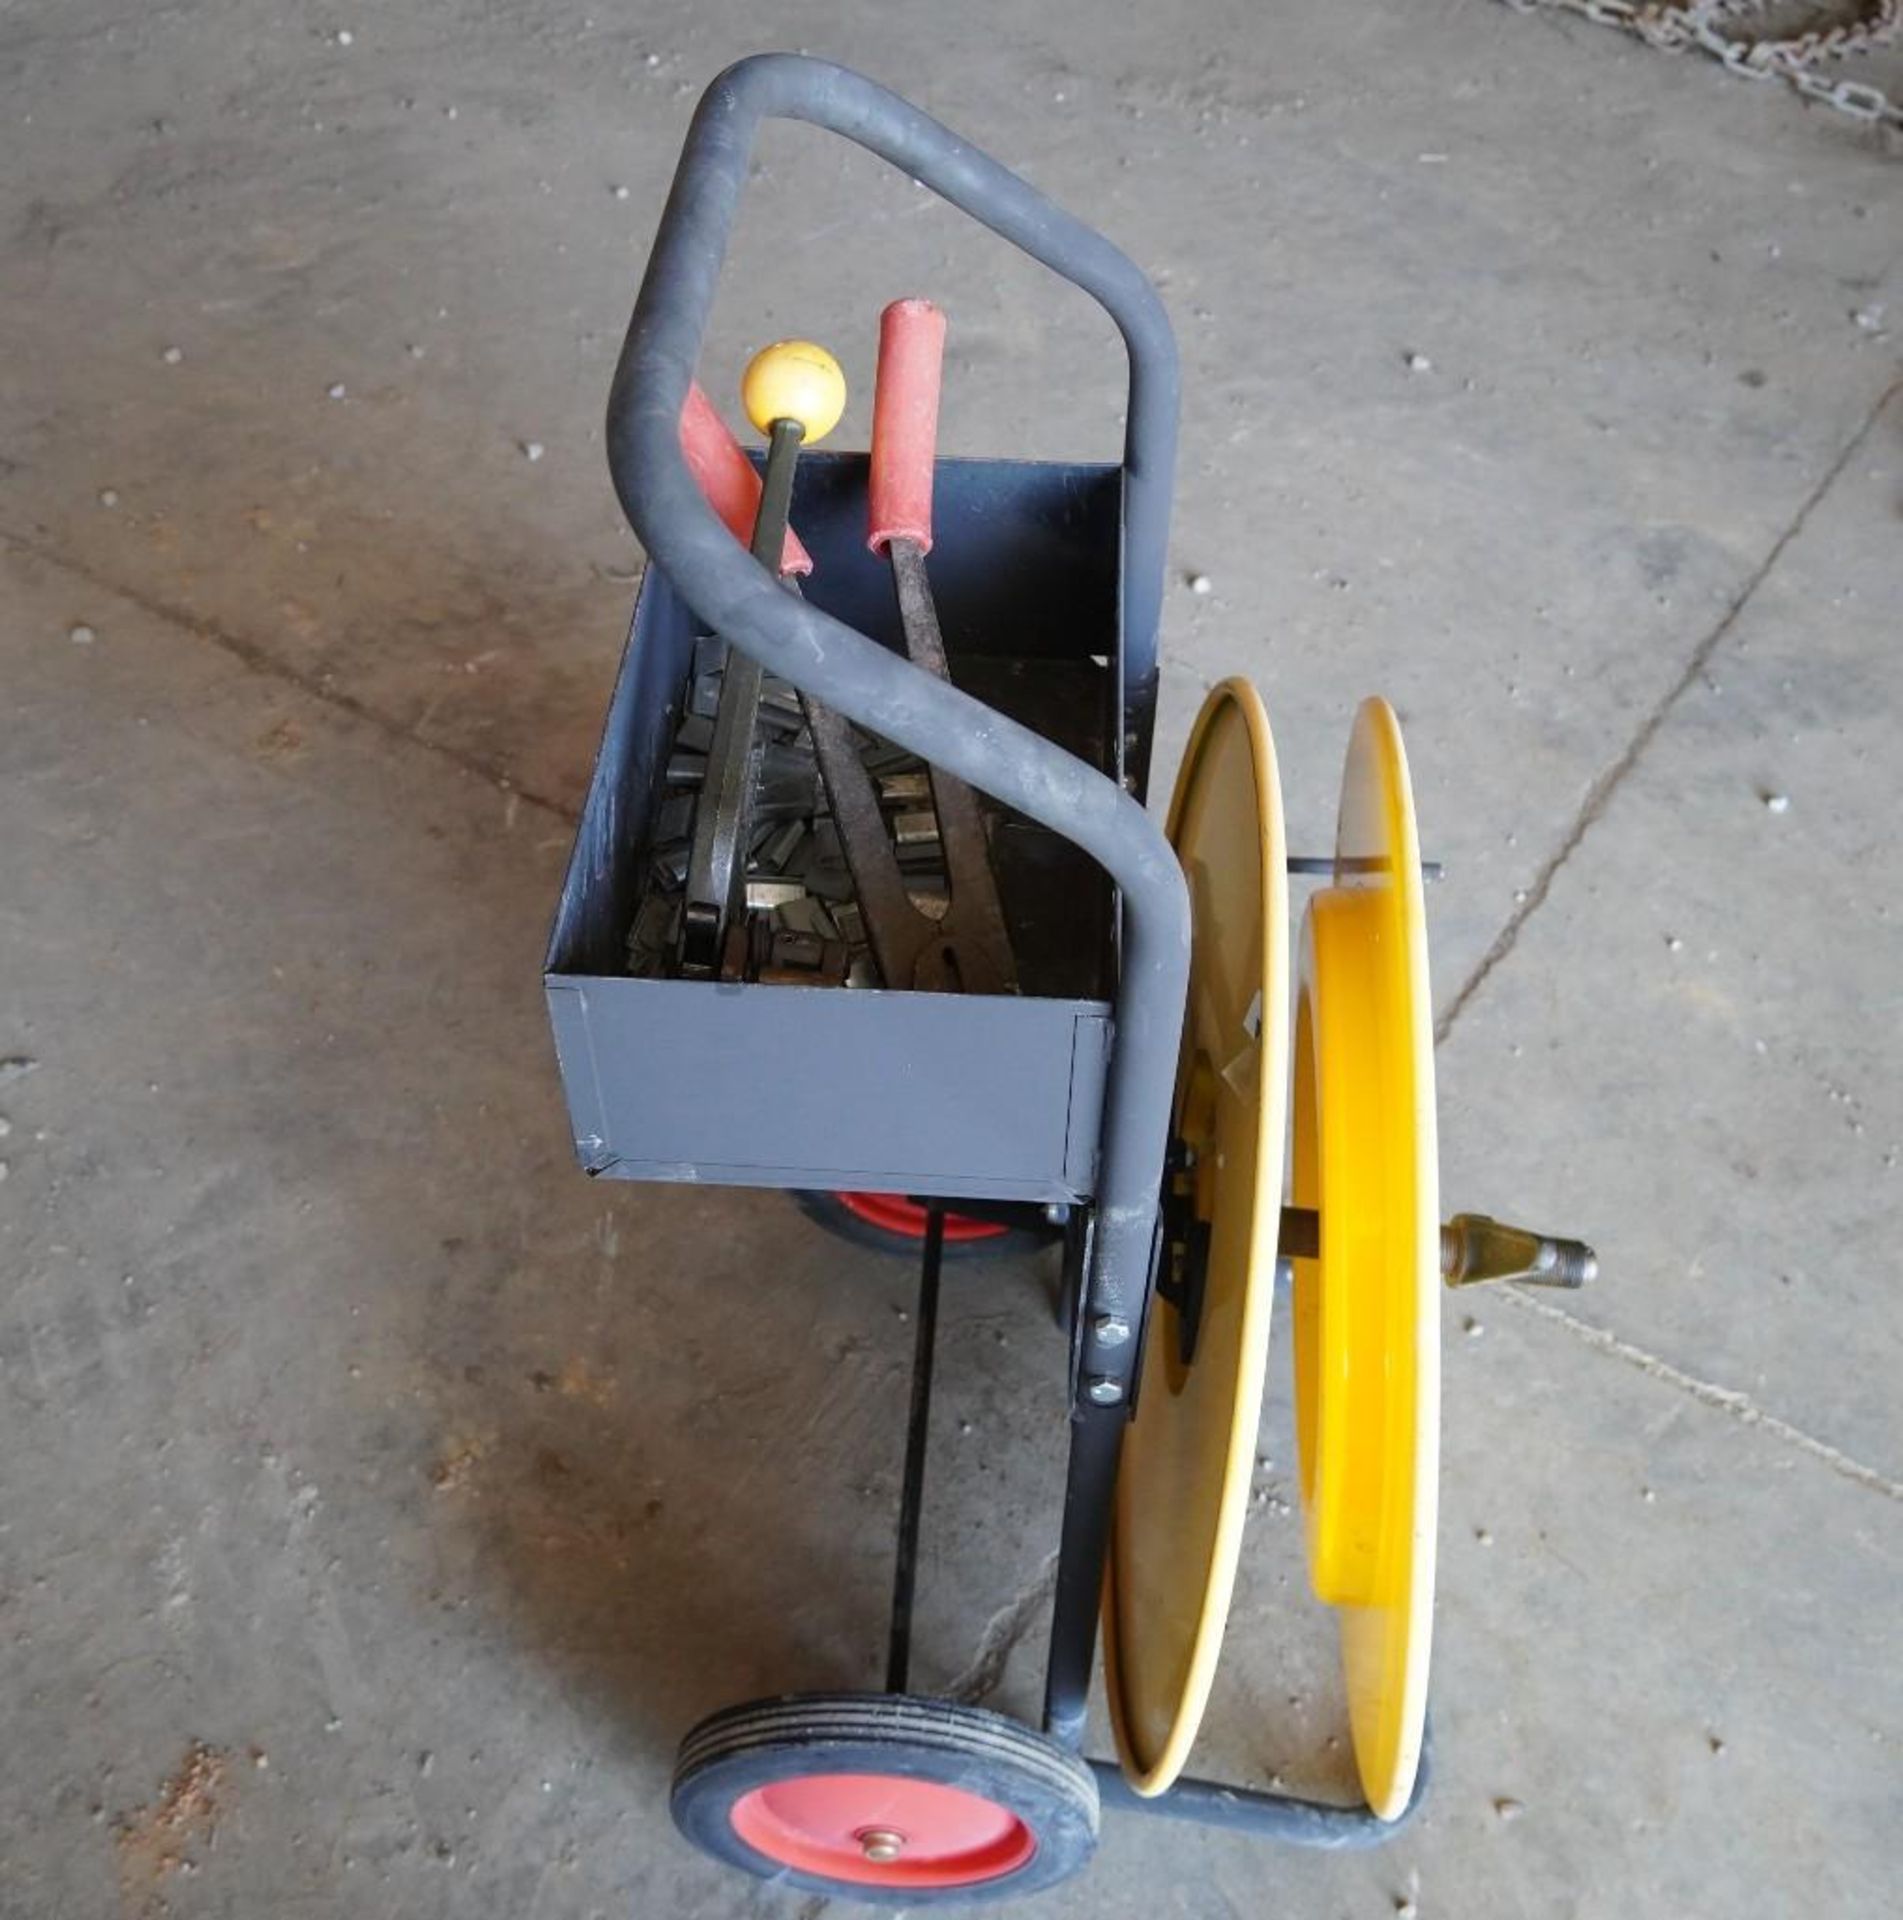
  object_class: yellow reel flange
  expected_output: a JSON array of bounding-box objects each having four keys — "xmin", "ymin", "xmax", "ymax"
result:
[
  {"xmin": 1291, "ymin": 696, "xmax": 1440, "ymax": 1821},
  {"xmin": 1103, "ymin": 678, "xmax": 1290, "ymax": 1795}
]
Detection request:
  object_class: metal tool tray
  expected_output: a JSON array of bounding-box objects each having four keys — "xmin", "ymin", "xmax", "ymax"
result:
[{"xmin": 546, "ymin": 451, "xmax": 1126, "ymax": 1202}]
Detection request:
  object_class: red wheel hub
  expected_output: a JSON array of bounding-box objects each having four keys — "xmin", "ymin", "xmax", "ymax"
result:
[
  {"xmin": 834, "ymin": 1191, "xmax": 1009, "ymax": 1244},
  {"xmin": 730, "ymin": 1771, "xmax": 1036, "ymax": 1889}
]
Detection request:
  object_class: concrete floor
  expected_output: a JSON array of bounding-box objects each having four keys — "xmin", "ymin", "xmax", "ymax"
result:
[{"xmin": 4, "ymin": 1, "xmax": 1900, "ymax": 1914}]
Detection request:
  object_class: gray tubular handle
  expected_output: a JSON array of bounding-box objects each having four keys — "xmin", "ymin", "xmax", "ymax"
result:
[
  {"xmin": 610, "ymin": 53, "xmax": 1179, "ymax": 715},
  {"xmin": 606, "ymin": 54, "xmax": 1188, "ymax": 1343}
]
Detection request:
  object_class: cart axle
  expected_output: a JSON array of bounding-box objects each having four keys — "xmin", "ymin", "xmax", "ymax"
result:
[{"xmin": 1275, "ymin": 1206, "xmax": 1596, "ymax": 1289}]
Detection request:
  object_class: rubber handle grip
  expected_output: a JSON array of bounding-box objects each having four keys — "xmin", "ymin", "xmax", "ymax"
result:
[
  {"xmin": 868, "ymin": 298, "xmax": 946, "ymax": 555},
  {"xmin": 679, "ymin": 381, "xmax": 813, "ymax": 576}
]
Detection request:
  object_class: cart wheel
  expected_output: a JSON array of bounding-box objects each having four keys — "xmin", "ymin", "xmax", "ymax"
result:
[
  {"xmin": 1291, "ymin": 696, "xmax": 1440, "ymax": 1821},
  {"xmin": 794, "ymin": 1189, "xmax": 1060, "ymax": 1261},
  {"xmin": 671, "ymin": 1693, "xmax": 1098, "ymax": 1904},
  {"xmin": 1103, "ymin": 678, "xmax": 1291, "ymax": 1795}
]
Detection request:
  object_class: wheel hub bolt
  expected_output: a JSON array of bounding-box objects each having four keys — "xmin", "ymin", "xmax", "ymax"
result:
[{"xmin": 859, "ymin": 1828, "xmax": 906, "ymax": 1862}]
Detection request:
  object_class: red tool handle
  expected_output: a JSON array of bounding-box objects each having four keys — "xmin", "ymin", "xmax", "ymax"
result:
[
  {"xmin": 868, "ymin": 298, "xmax": 946, "ymax": 556},
  {"xmin": 679, "ymin": 382, "xmax": 813, "ymax": 576}
]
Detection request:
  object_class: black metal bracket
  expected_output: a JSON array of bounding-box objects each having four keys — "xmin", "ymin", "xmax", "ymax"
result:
[
  {"xmin": 1089, "ymin": 1727, "xmax": 1431, "ymax": 1847},
  {"xmin": 1153, "ymin": 1138, "xmax": 1210, "ymax": 1370},
  {"xmin": 900, "ymin": 1195, "xmax": 1062, "ymax": 1235},
  {"xmin": 885, "ymin": 1205, "xmax": 946, "ymax": 1696}
]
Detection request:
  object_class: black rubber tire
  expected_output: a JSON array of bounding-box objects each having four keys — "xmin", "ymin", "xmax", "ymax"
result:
[
  {"xmin": 792, "ymin": 1189, "xmax": 1061, "ymax": 1262},
  {"xmin": 671, "ymin": 1692, "xmax": 1100, "ymax": 1905}
]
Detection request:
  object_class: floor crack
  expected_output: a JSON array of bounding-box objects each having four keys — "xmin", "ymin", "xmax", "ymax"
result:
[
  {"xmin": 1503, "ymin": 1286, "xmax": 1903, "ymax": 1501},
  {"xmin": 944, "ymin": 1551, "xmax": 1060, "ymax": 1708},
  {"xmin": 1434, "ymin": 373, "xmax": 1902, "ymax": 1046},
  {"xmin": 0, "ymin": 522, "xmax": 581, "ymax": 826}
]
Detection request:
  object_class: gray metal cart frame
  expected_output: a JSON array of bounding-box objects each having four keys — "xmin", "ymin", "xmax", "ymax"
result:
[{"xmin": 546, "ymin": 52, "xmax": 1416, "ymax": 1857}]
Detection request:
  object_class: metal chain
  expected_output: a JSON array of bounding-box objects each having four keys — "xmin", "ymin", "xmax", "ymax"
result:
[{"xmin": 1502, "ymin": 0, "xmax": 1903, "ymax": 128}]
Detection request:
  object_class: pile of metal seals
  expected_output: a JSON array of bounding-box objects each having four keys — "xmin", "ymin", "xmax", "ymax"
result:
[
  {"xmin": 624, "ymin": 633, "xmax": 951, "ymax": 989},
  {"xmin": 628, "ymin": 310, "xmax": 1021, "ymax": 997}
]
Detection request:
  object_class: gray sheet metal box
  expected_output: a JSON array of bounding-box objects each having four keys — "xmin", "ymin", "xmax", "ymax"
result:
[{"xmin": 545, "ymin": 452, "xmax": 1123, "ymax": 1203}]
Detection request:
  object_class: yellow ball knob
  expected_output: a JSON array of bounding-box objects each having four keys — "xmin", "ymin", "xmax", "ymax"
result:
[{"xmin": 741, "ymin": 340, "xmax": 847, "ymax": 445}]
